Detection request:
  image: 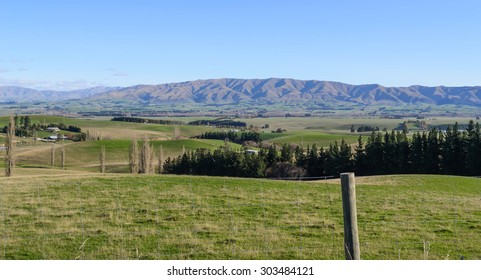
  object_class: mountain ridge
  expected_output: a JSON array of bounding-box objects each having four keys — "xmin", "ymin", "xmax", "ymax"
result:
[{"xmin": 2, "ymin": 78, "xmax": 481, "ymax": 107}]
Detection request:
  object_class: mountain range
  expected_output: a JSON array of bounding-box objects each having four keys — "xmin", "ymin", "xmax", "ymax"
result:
[{"xmin": 2, "ymin": 78, "xmax": 481, "ymax": 107}]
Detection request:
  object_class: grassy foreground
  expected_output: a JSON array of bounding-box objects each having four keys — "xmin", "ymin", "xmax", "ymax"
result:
[{"xmin": 0, "ymin": 173, "xmax": 480, "ymax": 260}]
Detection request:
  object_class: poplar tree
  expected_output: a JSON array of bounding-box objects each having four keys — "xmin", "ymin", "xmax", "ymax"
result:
[
  {"xmin": 51, "ymin": 144, "xmax": 55, "ymax": 167},
  {"xmin": 129, "ymin": 139, "xmax": 139, "ymax": 174},
  {"xmin": 5, "ymin": 114, "xmax": 16, "ymax": 177},
  {"xmin": 100, "ymin": 145, "xmax": 106, "ymax": 173},
  {"xmin": 139, "ymin": 135, "xmax": 151, "ymax": 174},
  {"xmin": 157, "ymin": 145, "xmax": 164, "ymax": 174},
  {"xmin": 61, "ymin": 145, "xmax": 66, "ymax": 169}
]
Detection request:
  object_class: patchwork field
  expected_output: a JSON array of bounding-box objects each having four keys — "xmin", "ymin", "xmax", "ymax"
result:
[
  {"xmin": 1, "ymin": 115, "xmax": 480, "ymax": 260},
  {"xmin": 0, "ymin": 115, "xmax": 374, "ymax": 173}
]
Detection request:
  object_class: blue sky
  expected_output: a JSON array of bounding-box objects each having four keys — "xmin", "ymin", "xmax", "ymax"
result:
[{"xmin": 1, "ymin": 0, "xmax": 480, "ymax": 90}]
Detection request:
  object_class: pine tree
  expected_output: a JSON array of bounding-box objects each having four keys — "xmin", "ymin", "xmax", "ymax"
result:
[
  {"xmin": 364, "ymin": 132, "xmax": 384, "ymax": 175},
  {"xmin": 306, "ymin": 144, "xmax": 320, "ymax": 177},
  {"xmin": 280, "ymin": 144, "xmax": 293, "ymax": 163},
  {"xmin": 354, "ymin": 135, "xmax": 367, "ymax": 176},
  {"xmin": 294, "ymin": 146, "xmax": 307, "ymax": 169},
  {"xmin": 265, "ymin": 145, "xmax": 278, "ymax": 168},
  {"xmin": 241, "ymin": 153, "xmax": 266, "ymax": 178},
  {"xmin": 396, "ymin": 130, "xmax": 410, "ymax": 174},
  {"xmin": 410, "ymin": 132, "xmax": 424, "ymax": 173},
  {"xmin": 317, "ymin": 147, "xmax": 327, "ymax": 177},
  {"xmin": 24, "ymin": 115, "xmax": 31, "ymax": 130},
  {"xmin": 325, "ymin": 141, "xmax": 340, "ymax": 175},
  {"xmin": 426, "ymin": 128, "xmax": 441, "ymax": 174},
  {"xmin": 442, "ymin": 124, "xmax": 466, "ymax": 175},
  {"xmin": 465, "ymin": 121, "xmax": 481, "ymax": 175},
  {"xmin": 383, "ymin": 131, "xmax": 397, "ymax": 173},
  {"xmin": 338, "ymin": 139, "xmax": 353, "ymax": 173}
]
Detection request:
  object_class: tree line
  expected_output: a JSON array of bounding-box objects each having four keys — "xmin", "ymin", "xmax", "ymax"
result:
[
  {"xmin": 1, "ymin": 115, "xmax": 82, "ymax": 138},
  {"xmin": 188, "ymin": 119, "xmax": 247, "ymax": 128},
  {"xmin": 192, "ymin": 131, "xmax": 261, "ymax": 144},
  {"xmin": 162, "ymin": 121, "xmax": 481, "ymax": 178},
  {"xmin": 111, "ymin": 116, "xmax": 184, "ymax": 125}
]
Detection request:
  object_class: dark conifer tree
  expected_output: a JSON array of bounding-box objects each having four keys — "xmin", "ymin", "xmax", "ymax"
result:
[
  {"xmin": 395, "ymin": 130, "xmax": 410, "ymax": 174},
  {"xmin": 426, "ymin": 128, "xmax": 441, "ymax": 174},
  {"xmin": 354, "ymin": 135, "xmax": 368, "ymax": 176},
  {"xmin": 338, "ymin": 139, "xmax": 353, "ymax": 173},
  {"xmin": 265, "ymin": 145, "xmax": 278, "ymax": 168},
  {"xmin": 410, "ymin": 132, "xmax": 424, "ymax": 173},
  {"xmin": 306, "ymin": 144, "xmax": 320, "ymax": 177},
  {"xmin": 364, "ymin": 132, "xmax": 384, "ymax": 175},
  {"xmin": 280, "ymin": 144, "xmax": 293, "ymax": 163}
]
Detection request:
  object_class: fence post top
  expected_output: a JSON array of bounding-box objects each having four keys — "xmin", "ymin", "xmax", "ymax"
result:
[{"xmin": 340, "ymin": 172, "xmax": 355, "ymax": 177}]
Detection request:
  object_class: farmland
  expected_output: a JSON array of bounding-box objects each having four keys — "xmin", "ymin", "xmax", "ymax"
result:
[
  {"xmin": 1, "ymin": 115, "xmax": 480, "ymax": 260},
  {"xmin": 0, "ymin": 173, "xmax": 479, "ymax": 259},
  {"xmin": 1, "ymin": 115, "xmax": 367, "ymax": 173}
]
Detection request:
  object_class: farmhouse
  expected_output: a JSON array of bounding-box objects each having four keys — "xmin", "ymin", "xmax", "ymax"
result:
[{"xmin": 47, "ymin": 127, "xmax": 60, "ymax": 132}]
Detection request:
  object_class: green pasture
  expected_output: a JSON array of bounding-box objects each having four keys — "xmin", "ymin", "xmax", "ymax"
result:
[
  {"xmin": 0, "ymin": 174, "xmax": 479, "ymax": 260},
  {"xmin": 241, "ymin": 117, "xmax": 477, "ymax": 134},
  {"xmin": 13, "ymin": 139, "xmax": 242, "ymax": 172},
  {"xmin": 242, "ymin": 117, "xmax": 403, "ymax": 133},
  {"xmin": 0, "ymin": 115, "xmax": 213, "ymax": 140},
  {"xmin": 260, "ymin": 131, "xmax": 359, "ymax": 147}
]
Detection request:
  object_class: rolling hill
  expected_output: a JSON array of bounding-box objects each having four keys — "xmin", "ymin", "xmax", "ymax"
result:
[{"xmin": 2, "ymin": 78, "xmax": 481, "ymax": 107}]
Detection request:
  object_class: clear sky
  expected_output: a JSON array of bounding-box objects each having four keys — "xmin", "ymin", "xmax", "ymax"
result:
[{"xmin": 1, "ymin": 0, "xmax": 481, "ymax": 90}]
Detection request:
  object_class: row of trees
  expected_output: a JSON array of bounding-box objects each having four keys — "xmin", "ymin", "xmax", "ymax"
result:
[
  {"xmin": 111, "ymin": 116, "xmax": 183, "ymax": 125},
  {"xmin": 354, "ymin": 121, "xmax": 481, "ymax": 176},
  {"xmin": 351, "ymin": 125, "xmax": 380, "ymax": 133},
  {"xmin": 1, "ymin": 117, "xmax": 82, "ymax": 138},
  {"xmin": 188, "ymin": 119, "xmax": 247, "ymax": 128},
  {"xmin": 5, "ymin": 115, "xmax": 480, "ymax": 178},
  {"xmin": 128, "ymin": 136, "xmax": 165, "ymax": 174},
  {"xmin": 193, "ymin": 131, "xmax": 261, "ymax": 144},
  {"xmin": 162, "ymin": 141, "xmax": 353, "ymax": 178},
  {"xmin": 162, "ymin": 121, "xmax": 481, "ymax": 178}
]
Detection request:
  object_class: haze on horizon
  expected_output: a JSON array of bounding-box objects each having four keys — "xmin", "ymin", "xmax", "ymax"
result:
[{"xmin": 1, "ymin": 0, "xmax": 481, "ymax": 91}]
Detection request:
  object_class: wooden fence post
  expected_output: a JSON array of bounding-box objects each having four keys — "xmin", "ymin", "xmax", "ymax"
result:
[{"xmin": 340, "ymin": 172, "xmax": 360, "ymax": 260}]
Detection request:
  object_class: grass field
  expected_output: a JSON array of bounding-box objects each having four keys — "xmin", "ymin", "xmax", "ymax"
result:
[
  {"xmin": 242, "ymin": 117, "xmax": 404, "ymax": 134},
  {"xmin": 1, "ymin": 115, "xmax": 480, "ymax": 260},
  {"xmin": 1, "ymin": 115, "xmax": 379, "ymax": 173},
  {"xmin": 11, "ymin": 139, "xmax": 242, "ymax": 172},
  {"xmin": 0, "ymin": 173, "xmax": 479, "ymax": 260},
  {"xmin": 0, "ymin": 115, "xmax": 213, "ymax": 140},
  {"xmin": 260, "ymin": 131, "xmax": 359, "ymax": 147}
]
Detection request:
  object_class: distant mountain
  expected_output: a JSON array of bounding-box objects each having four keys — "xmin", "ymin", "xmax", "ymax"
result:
[
  {"xmin": 0, "ymin": 86, "xmax": 120, "ymax": 102},
  {"xmin": 2, "ymin": 78, "xmax": 481, "ymax": 107}
]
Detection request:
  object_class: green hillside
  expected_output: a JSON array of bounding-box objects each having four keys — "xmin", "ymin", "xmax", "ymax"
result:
[
  {"xmin": 260, "ymin": 131, "xmax": 358, "ymax": 147},
  {"xmin": 13, "ymin": 139, "xmax": 242, "ymax": 172}
]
